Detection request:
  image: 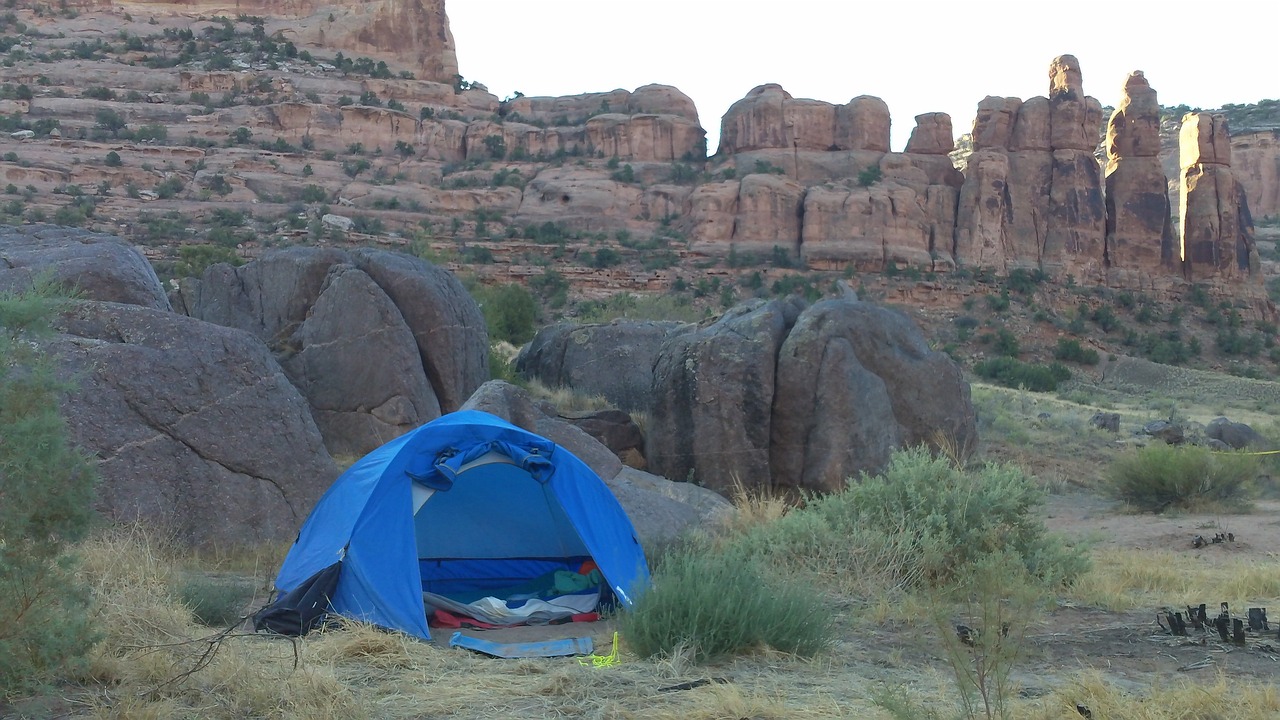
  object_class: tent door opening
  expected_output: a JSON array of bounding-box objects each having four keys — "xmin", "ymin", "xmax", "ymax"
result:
[{"xmin": 414, "ymin": 451, "xmax": 605, "ymax": 625}]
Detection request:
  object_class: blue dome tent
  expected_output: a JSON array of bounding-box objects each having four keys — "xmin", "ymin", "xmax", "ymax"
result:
[{"xmin": 257, "ymin": 410, "xmax": 650, "ymax": 640}]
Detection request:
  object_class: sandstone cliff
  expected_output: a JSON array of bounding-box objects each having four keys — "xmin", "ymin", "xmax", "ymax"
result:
[{"xmin": 77, "ymin": 0, "xmax": 458, "ymax": 83}]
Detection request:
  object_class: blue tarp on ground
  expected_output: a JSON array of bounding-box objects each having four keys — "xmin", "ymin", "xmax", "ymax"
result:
[{"xmin": 272, "ymin": 410, "xmax": 650, "ymax": 640}]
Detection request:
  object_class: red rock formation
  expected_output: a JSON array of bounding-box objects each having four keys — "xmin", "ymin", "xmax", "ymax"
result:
[
  {"xmin": 1232, "ymin": 131, "xmax": 1280, "ymax": 221},
  {"xmin": 718, "ymin": 86, "xmax": 889, "ymax": 156},
  {"xmin": 90, "ymin": 0, "xmax": 459, "ymax": 83},
  {"xmin": 1179, "ymin": 113, "xmax": 1258, "ymax": 281},
  {"xmin": 1104, "ymin": 71, "xmax": 1177, "ymax": 287},
  {"xmin": 905, "ymin": 113, "xmax": 954, "ymax": 155},
  {"xmin": 505, "ymin": 85, "xmax": 700, "ymax": 125},
  {"xmin": 956, "ymin": 56, "xmax": 1105, "ymax": 280}
]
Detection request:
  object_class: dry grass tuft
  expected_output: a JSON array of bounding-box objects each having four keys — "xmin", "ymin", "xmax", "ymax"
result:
[
  {"xmin": 1068, "ymin": 549, "xmax": 1280, "ymax": 611},
  {"xmin": 521, "ymin": 378, "xmax": 613, "ymax": 412},
  {"xmin": 307, "ymin": 621, "xmax": 418, "ymax": 670},
  {"xmin": 1022, "ymin": 670, "xmax": 1280, "ymax": 719},
  {"xmin": 724, "ymin": 475, "xmax": 792, "ymax": 535}
]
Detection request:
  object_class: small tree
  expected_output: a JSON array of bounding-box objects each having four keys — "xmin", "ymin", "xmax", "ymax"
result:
[
  {"xmin": 94, "ymin": 108, "xmax": 127, "ymax": 137},
  {"xmin": 0, "ymin": 280, "xmax": 99, "ymax": 697}
]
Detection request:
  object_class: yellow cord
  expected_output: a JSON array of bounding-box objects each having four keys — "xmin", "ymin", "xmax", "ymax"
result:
[{"xmin": 578, "ymin": 631, "xmax": 620, "ymax": 667}]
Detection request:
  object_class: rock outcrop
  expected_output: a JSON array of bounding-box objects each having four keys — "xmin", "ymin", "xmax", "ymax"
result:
[
  {"xmin": 175, "ymin": 247, "xmax": 487, "ymax": 455},
  {"xmin": 516, "ymin": 320, "xmax": 690, "ymax": 412},
  {"xmin": 52, "ymin": 301, "xmax": 338, "ymax": 546},
  {"xmin": 646, "ymin": 297, "xmax": 975, "ymax": 495},
  {"xmin": 83, "ymin": 0, "xmax": 460, "ymax": 84},
  {"xmin": 1179, "ymin": 113, "xmax": 1259, "ymax": 281},
  {"xmin": 2, "ymin": 227, "xmax": 339, "ymax": 546},
  {"xmin": 693, "ymin": 88, "xmax": 962, "ymax": 271},
  {"xmin": 0, "ymin": 225, "xmax": 170, "ymax": 310},
  {"xmin": 1104, "ymin": 71, "xmax": 1177, "ymax": 287},
  {"xmin": 718, "ymin": 85, "xmax": 890, "ymax": 155},
  {"xmin": 1232, "ymin": 130, "xmax": 1280, "ymax": 221},
  {"xmin": 955, "ymin": 55, "xmax": 1106, "ymax": 280}
]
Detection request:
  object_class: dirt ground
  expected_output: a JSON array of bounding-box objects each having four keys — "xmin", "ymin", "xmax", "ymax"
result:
[{"xmin": 1034, "ymin": 495, "xmax": 1280, "ymax": 687}]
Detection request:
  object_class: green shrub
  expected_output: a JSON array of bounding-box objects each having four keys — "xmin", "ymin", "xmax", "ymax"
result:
[
  {"xmin": 856, "ymin": 164, "xmax": 882, "ymax": 187},
  {"xmin": 973, "ymin": 357, "xmax": 1070, "ymax": 392},
  {"xmin": 1053, "ymin": 338, "xmax": 1099, "ymax": 365},
  {"xmin": 104, "ymin": 150, "xmax": 122, "ymax": 167},
  {"xmin": 814, "ymin": 448, "xmax": 1085, "ymax": 587},
  {"xmin": 177, "ymin": 575, "xmax": 251, "ymax": 627},
  {"xmin": 0, "ymin": 280, "xmax": 99, "ymax": 697},
  {"xmin": 619, "ymin": 542, "xmax": 833, "ymax": 662},
  {"xmin": 475, "ymin": 283, "xmax": 536, "ymax": 345},
  {"xmin": 173, "ymin": 244, "xmax": 242, "ymax": 278},
  {"xmin": 1102, "ymin": 444, "xmax": 1258, "ymax": 512}
]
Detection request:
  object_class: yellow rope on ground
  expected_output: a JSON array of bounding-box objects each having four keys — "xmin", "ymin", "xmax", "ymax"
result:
[{"xmin": 578, "ymin": 631, "xmax": 619, "ymax": 668}]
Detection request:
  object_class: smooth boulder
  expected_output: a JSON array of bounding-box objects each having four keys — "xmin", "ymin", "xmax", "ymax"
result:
[
  {"xmin": 516, "ymin": 320, "xmax": 689, "ymax": 413},
  {"xmin": 176, "ymin": 247, "xmax": 487, "ymax": 455},
  {"xmin": 51, "ymin": 301, "xmax": 338, "ymax": 546},
  {"xmin": 0, "ymin": 224, "xmax": 170, "ymax": 310}
]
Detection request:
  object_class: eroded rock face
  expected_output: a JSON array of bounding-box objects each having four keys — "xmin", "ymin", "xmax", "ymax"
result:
[
  {"xmin": 955, "ymin": 56, "xmax": 1106, "ymax": 279},
  {"xmin": 800, "ymin": 178, "xmax": 956, "ymax": 272},
  {"xmin": 1179, "ymin": 113, "xmax": 1258, "ymax": 281},
  {"xmin": 280, "ymin": 265, "xmax": 441, "ymax": 457},
  {"xmin": 90, "ymin": 0, "xmax": 458, "ymax": 83},
  {"xmin": 177, "ymin": 247, "xmax": 487, "ymax": 455},
  {"xmin": 718, "ymin": 85, "xmax": 890, "ymax": 156},
  {"xmin": 648, "ymin": 299, "xmax": 804, "ymax": 494},
  {"xmin": 1104, "ymin": 71, "xmax": 1177, "ymax": 285},
  {"xmin": 0, "ymin": 225, "xmax": 170, "ymax": 310},
  {"xmin": 51, "ymin": 301, "xmax": 338, "ymax": 546},
  {"xmin": 1232, "ymin": 131, "xmax": 1280, "ymax": 221},
  {"xmin": 905, "ymin": 113, "xmax": 954, "ymax": 155}
]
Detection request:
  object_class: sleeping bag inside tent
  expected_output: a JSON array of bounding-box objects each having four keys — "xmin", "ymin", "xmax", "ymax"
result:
[{"xmin": 256, "ymin": 410, "xmax": 650, "ymax": 640}]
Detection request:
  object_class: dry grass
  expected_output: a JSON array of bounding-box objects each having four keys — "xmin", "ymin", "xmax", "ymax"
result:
[
  {"xmin": 1067, "ymin": 549, "xmax": 1280, "ymax": 611},
  {"xmin": 521, "ymin": 377, "xmax": 613, "ymax": 412},
  {"xmin": 1021, "ymin": 670, "xmax": 1280, "ymax": 719},
  {"xmin": 723, "ymin": 475, "xmax": 791, "ymax": 535}
]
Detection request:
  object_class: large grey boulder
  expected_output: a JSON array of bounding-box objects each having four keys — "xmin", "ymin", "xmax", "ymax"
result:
[
  {"xmin": 771, "ymin": 300, "xmax": 902, "ymax": 492},
  {"xmin": 516, "ymin": 321, "xmax": 690, "ymax": 412},
  {"xmin": 647, "ymin": 297, "xmax": 976, "ymax": 494},
  {"xmin": 281, "ymin": 265, "xmax": 440, "ymax": 457},
  {"xmin": 176, "ymin": 247, "xmax": 487, "ymax": 455},
  {"xmin": 830, "ymin": 301, "xmax": 976, "ymax": 451},
  {"xmin": 348, "ymin": 249, "xmax": 489, "ymax": 411},
  {"xmin": 462, "ymin": 381, "xmax": 731, "ymax": 550},
  {"xmin": 0, "ymin": 224, "xmax": 170, "ymax": 310},
  {"xmin": 50, "ymin": 301, "xmax": 339, "ymax": 546},
  {"xmin": 1206, "ymin": 417, "xmax": 1265, "ymax": 450},
  {"xmin": 647, "ymin": 298, "xmax": 806, "ymax": 495}
]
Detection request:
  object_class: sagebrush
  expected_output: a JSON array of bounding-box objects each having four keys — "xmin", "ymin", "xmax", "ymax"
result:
[
  {"xmin": 1102, "ymin": 443, "xmax": 1257, "ymax": 512},
  {"xmin": 619, "ymin": 542, "xmax": 833, "ymax": 662},
  {"xmin": 740, "ymin": 447, "xmax": 1087, "ymax": 590}
]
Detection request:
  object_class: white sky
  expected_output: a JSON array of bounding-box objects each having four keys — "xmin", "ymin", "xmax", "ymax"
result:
[{"xmin": 449, "ymin": 0, "xmax": 1279, "ymax": 152}]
